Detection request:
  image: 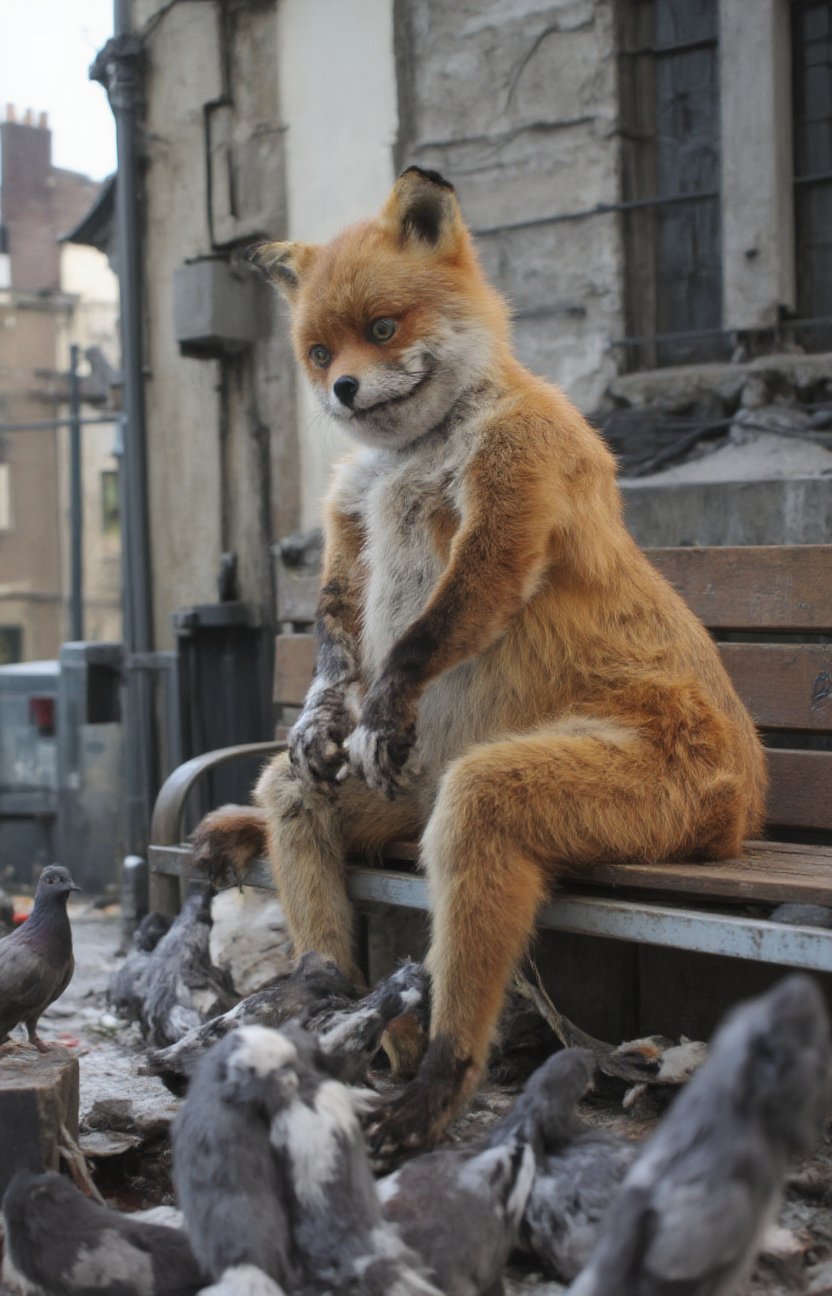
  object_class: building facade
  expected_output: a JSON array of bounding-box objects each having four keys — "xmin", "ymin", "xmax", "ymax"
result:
[
  {"xmin": 0, "ymin": 108, "xmax": 122, "ymax": 663},
  {"xmin": 126, "ymin": 0, "xmax": 831, "ymax": 647}
]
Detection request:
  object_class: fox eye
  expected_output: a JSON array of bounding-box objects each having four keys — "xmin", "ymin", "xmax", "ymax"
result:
[
  {"xmin": 309, "ymin": 344, "xmax": 331, "ymax": 369},
  {"xmin": 369, "ymin": 318, "xmax": 397, "ymax": 343}
]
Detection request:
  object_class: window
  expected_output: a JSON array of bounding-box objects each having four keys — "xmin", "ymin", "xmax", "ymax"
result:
[
  {"xmin": 0, "ymin": 462, "xmax": 10, "ymax": 530},
  {"xmin": 0, "ymin": 626, "xmax": 22, "ymax": 665},
  {"xmin": 618, "ymin": 0, "xmax": 728, "ymax": 369},
  {"xmin": 101, "ymin": 468, "xmax": 120, "ymax": 533},
  {"xmin": 792, "ymin": 0, "xmax": 832, "ymax": 351}
]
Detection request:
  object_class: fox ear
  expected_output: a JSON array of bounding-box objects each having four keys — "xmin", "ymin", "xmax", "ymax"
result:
[
  {"xmin": 381, "ymin": 167, "xmax": 462, "ymax": 251},
  {"xmin": 248, "ymin": 241, "xmax": 319, "ymax": 298}
]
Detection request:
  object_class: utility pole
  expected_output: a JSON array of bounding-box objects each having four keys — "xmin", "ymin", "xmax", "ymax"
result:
[{"xmin": 68, "ymin": 344, "xmax": 84, "ymax": 641}]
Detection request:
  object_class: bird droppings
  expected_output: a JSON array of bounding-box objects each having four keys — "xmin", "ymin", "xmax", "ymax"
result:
[{"xmin": 2, "ymin": 902, "xmax": 832, "ymax": 1296}]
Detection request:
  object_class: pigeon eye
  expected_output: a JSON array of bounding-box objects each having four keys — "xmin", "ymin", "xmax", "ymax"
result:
[
  {"xmin": 309, "ymin": 344, "xmax": 331, "ymax": 369},
  {"xmin": 369, "ymin": 318, "xmax": 396, "ymax": 343}
]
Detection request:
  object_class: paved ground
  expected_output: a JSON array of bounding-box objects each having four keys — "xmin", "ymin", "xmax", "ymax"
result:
[{"xmin": 2, "ymin": 901, "xmax": 832, "ymax": 1294}]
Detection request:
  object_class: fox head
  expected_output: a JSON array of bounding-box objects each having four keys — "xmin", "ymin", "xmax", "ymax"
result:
[{"xmin": 250, "ymin": 167, "xmax": 511, "ymax": 450}]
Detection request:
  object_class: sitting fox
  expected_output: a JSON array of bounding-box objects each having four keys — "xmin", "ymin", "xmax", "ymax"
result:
[{"xmin": 196, "ymin": 167, "xmax": 766, "ymax": 1155}]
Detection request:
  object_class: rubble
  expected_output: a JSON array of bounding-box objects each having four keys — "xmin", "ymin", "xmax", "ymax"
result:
[{"xmin": 2, "ymin": 898, "xmax": 832, "ymax": 1296}]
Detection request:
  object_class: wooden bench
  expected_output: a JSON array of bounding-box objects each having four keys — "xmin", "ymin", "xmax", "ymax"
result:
[{"xmin": 149, "ymin": 545, "xmax": 832, "ymax": 975}]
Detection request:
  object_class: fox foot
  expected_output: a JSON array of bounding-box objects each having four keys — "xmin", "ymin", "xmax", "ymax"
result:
[
  {"xmin": 189, "ymin": 805, "xmax": 268, "ymax": 888},
  {"xmin": 366, "ymin": 1035, "xmax": 475, "ymax": 1170}
]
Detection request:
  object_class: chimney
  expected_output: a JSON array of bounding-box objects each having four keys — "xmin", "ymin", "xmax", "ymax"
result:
[
  {"xmin": 38, "ymin": 111, "xmax": 48, "ymax": 131},
  {"xmin": 5, "ymin": 104, "xmax": 15, "ymax": 123},
  {"xmin": 22, "ymin": 108, "xmax": 33, "ymax": 126}
]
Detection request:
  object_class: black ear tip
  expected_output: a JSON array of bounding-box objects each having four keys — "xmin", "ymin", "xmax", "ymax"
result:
[
  {"xmin": 247, "ymin": 242, "xmax": 267, "ymax": 265},
  {"xmin": 400, "ymin": 165, "xmax": 455, "ymax": 194}
]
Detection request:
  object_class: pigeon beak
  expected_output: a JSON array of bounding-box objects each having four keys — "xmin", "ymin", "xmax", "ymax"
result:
[{"xmin": 69, "ymin": 883, "xmax": 82, "ymax": 892}]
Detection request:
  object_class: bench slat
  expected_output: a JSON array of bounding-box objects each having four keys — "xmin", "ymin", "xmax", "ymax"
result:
[
  {"xmin": 149, "ymin": 839, "xmax": 832, "ymax": 908},
  {"xmin": 147, "ymin": 847, "xmax": 832, "ymax": 971},
  {"xmin": 274, "ymin": 635, "xmax": 316, "ymax": 705},
  {"xmin": 766, "ymin": 749, "xmax": 832, "ymax": 831},
  {"xmin": 647, "ymin": 545, "xmax": 832, "ymax": 632},
  {"xmin": 277, "ymin": 571, "xmax": 320, "ymax": 623},
  {"xmin": 275, "ymin": 634, "xmax": 832, "ymax": 733},
  {"xmin": 719, "ymin": 643, "xmax": 832, "ymax": 731}
]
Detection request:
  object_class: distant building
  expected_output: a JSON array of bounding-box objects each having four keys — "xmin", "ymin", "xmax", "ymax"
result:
[{"xmin": 0, "ymin": 106, "xmax": 122, "ymax": 663}]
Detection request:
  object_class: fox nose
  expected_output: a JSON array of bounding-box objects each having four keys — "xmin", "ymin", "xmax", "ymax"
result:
[{"xmin": 333, "ymin": 375, "xmax": 360, "ymax": 409}]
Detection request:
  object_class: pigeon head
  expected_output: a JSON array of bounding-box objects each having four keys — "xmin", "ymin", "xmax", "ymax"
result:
[
  {"xmin": 218, "ymin": 1024, "xmax": 327, "ymax": 1111},
  {"xmin": 497, "ymin": 1047, "xmax": 595, "ymax": 1151},
  {"xmin": 2, "ymin": 1170, "xmax": 72, "ymax": 1234},
  {"xmin": 35, "ymin": 866, "xmax": 81, "ymax": 902},
  {"xmin": 725, "ymin": 974, "xmax": 832, "ymax": 1154}
]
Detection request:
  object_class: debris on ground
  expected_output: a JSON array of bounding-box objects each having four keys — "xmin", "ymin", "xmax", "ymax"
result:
[{"xmin": 2, "ymin": 890, "xmax": 832, "ymax": 1296}]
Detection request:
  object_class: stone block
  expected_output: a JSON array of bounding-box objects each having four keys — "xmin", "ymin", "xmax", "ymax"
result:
[{"xmin": 0, "ymin": 1046, "xmax": 79, "ymax": 1199}]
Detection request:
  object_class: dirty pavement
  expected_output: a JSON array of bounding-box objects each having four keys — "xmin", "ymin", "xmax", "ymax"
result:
[{"xmin": 1, "ymin": 897, "xmax": 832, "ymax": 1295}]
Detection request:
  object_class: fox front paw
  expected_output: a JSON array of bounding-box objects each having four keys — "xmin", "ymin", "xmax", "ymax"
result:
[
  {"xmin": 288, "ymin": 688, "xmax": 355, "ymax": 784},
  {"xmin": 344, "ymin": 718, "xmax": 417, "ymax": 798}
]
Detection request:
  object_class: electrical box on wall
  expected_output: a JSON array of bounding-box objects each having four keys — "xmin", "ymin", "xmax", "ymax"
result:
[{"xmin": 173, "ymin": 258, "xmax": 261, "ymax": 358}]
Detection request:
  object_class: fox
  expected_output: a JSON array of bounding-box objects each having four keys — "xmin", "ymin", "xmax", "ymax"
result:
[{"xmin": 193, "ymin": 166, "xmax": 767, "ymax": 1157}]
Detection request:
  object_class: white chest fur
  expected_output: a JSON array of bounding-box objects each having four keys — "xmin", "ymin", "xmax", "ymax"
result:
[{"xmin": 342, "ymin": 427, "xmax": 473, "ymax": 680}]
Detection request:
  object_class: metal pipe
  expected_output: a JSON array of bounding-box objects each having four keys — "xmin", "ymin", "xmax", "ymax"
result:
[
  {"xmin": 92, "ymin": 5, "xmax": 159, "ymax": 865},
  {"xmin": 68, "ymin": 344, "xmax": 84, "ymax": 641}
]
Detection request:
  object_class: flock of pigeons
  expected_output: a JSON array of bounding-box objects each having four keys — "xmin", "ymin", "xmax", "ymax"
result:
[{"xmin": 0, "ymin": 872, "xmax": 830, "ymax": 1296}]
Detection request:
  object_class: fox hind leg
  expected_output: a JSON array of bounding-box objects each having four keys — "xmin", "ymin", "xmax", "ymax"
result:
[{"xmin": 369, "ymin": 716, "xmax": 741, "ymax": 1157}]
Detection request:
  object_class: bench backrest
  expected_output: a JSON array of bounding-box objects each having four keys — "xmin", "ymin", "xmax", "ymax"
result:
[{"xmin": 275, "ymin": 546, "xmax": 832, "ymax": 837}]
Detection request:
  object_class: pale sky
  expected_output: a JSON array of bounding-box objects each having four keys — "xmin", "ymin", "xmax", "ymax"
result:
[{"xmin": 0, "ymin": 0, "xmax": 116, "ymax": 180}]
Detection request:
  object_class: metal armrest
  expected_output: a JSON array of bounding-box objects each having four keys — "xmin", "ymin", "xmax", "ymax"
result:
[{"xmin": 150, "ymin": 741, "xmax": 286, "ymax": 846}]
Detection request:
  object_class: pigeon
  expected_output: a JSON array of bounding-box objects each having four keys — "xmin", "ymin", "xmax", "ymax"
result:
[
  {"xmin": 1, "ymin": 1171, "xmax": 207, "ymax": 1295},
  {"xmin": 173, "ymin": 1024, "xmax": 440, "ymax": 1296},
  {"xmin": 137, "ymin": 889, "xmax": 238, "ymax": 1048},
  {"xmin": 567, "ymin": 973, "xmax": 832, "ymax": 1296},
  {"xmin": 171, "ymin": 1025, "xmax": 301, "ymax": 1289},
  {"xmin": 481, "ymin": 1044, "xmax": 642, "ymax": 1282},
  {"xmin": 199, "ymin": 1267, "xmax": 287, "ymax": 1296},
  {"xmin": 378, "ymin": 1049, "xmax": 596, "ymax": 1296},
  {"xmin": 148, "ymin": 953, "xmax": 426, "ymax": 1088},
  {"xmin": 262, "ymin": 1025, "xmax": 442, "ymax": 1296},
  {"xmin": 0, "ymin": 865, "xmax": 79, "ymax": 1051},
  {"xmin": 108, "ymin": 911, "xmax": 172, "ymax": 1021}
]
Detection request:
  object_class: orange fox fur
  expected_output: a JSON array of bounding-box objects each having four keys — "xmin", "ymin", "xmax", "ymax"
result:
[{"xmin": 195, "ymin": 167, "xmax": 766, "ymax": 1153}]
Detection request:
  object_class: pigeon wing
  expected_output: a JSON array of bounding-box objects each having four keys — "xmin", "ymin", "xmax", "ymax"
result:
[{"xmin": 0, "ymin": 937, "xmax": 54, "ymax": 1035}]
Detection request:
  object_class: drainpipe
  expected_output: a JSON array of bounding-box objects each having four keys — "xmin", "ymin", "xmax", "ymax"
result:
[
  {"xmin": 92, "ymin": 4, "xmax": 158, "ymax": 880},
  {"xmin": 68, "ymin": 343, "xmax": 84, "ymax": 641}
]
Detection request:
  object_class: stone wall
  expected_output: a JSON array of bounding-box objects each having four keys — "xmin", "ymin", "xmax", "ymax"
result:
[{"xmin": 394, "ymin": 0, "xmax": 623, "ymax": 412}]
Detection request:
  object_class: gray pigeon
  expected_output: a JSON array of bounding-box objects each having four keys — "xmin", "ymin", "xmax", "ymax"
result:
[
  {"xmin": 0, "ymin": 865, "xmax": 79, "ymax": 1051},
  {"xmin": 199, "ymin": 1267, "xmax": 287, "ymax": 1295},
  {"xmin": 173, "ymin": 1023, "xmax": 441, "ymax": 1296},
  {"xmin": 378, "ymin": 1049, "xmax": 596, "ymax": 1296},
  {"xmin": 171, "ymin": 1025, "xmax": 301, "ymax": 1289},
  {"xmin": 108, "ymin": 910, "xmax": 172, "ymax": 1020},
  {"xmin": 568, "ymin": 974, "xmax": 832, "ymax": 1296},
  {"xmin": 137, "ymin": 889, "xmax": 238, "ymax": 1048},
  {"xmin": 1, "ymin": 1170, "xmax": 207, "ymax": 1295},
  {"xmin": 263, "ymin": 1025, "xmax": 442, "ymax": 1296},
  {"xmin": 149, "ymin": 953, "xmax": 425, "ymax": 1088}
]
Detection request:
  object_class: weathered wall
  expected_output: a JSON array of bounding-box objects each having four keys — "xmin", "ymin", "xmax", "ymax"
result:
[
  {"xmin": 394, "ymin": 0, "xmax": 624, "ymax": 412},
  {"xmin": 277, "ymin": 0, "xmax": 398, "ymax": 528},
  {"xmin": 133, "ymin": 0, "xmax": 295, "ymax": 646}
]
